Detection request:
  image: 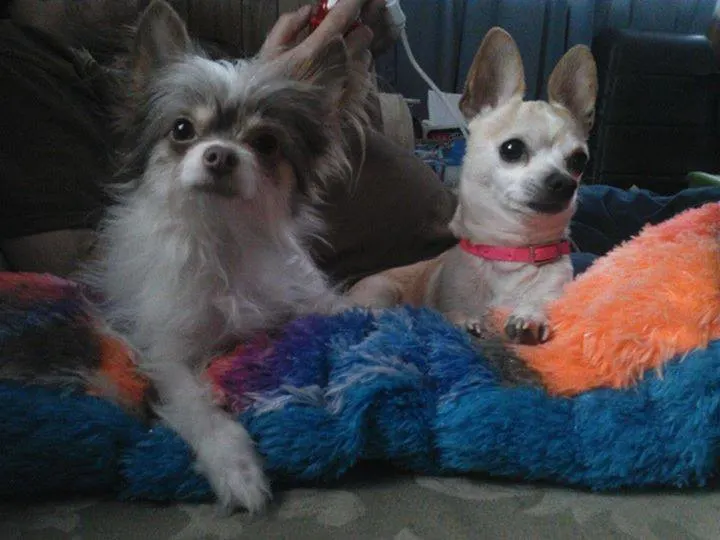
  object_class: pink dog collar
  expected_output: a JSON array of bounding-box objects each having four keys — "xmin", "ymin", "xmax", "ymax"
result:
[{"xmin": 459, "ymin": 238, "xmax": 571, "ymax": 265}]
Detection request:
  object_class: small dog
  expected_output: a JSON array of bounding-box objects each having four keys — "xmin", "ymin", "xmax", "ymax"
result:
[
  {"xmin": 350, "ymin": 27, "xmax": 597, "ymax": 344},
  {"xmin": 84, "ymin": 0, "xmax": 358, "ymax": 512}
]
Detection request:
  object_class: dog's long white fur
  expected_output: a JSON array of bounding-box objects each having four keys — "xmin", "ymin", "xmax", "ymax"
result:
[
  {"xmin": 92, "ymin": 158, "xmax": 338, "ymax": 511},
  {"xmin": 83, "ymin": 0, "xmax": 354, "ymax": 513}
]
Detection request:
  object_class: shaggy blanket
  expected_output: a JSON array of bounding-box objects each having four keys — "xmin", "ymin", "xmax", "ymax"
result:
[{"xmin": 2, "ymin": 203, "xmax": 720, "ymax": 502}]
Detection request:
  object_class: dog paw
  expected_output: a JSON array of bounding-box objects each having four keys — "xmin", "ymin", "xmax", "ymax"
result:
[
  {"xmin": 464, "ymin": 318, "xmax": 488, "ymax": 338},
  {"xmin": 310, "ymin": 292, "xmax": 353, "ymax": 316},
  {"xmin": 504, "ymin": 314, "xmax": 551, "ymax": 344},
  {"xmin": 196, "ymin": 416, "xmax": 270, "ymax": 514}
]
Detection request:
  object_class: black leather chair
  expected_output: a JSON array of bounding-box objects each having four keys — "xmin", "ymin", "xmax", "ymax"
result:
[{"xmin": 588, "ymin": 29, "xmax": 720, "ymax": 194}]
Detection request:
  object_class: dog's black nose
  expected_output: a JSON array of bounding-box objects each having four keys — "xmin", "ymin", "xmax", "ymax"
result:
[
  {"xmin": 543, "ymin": 172, "xmax": 577, "ymax": 200},
  {"xmin": 203, "ymin": 145, "xmax": 238, "ymax": 175}
]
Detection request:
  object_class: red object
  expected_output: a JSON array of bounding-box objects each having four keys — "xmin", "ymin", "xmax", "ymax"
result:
[
  {"xmin": 459, "ymin": 238, "xmax": 571, "ymax": 265},
  {"xmin": 309, "ymin": 0, "xmax": 361, "ymax": 33}
]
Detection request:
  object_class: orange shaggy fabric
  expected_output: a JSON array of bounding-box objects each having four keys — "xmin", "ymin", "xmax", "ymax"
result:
[
  {"xmin": 513, "ymin": 202, "xmax": 720, "ymax": 396},
  {"xmin": 88, "ymin": 336, "xmax": 149, "ymax": 411}
]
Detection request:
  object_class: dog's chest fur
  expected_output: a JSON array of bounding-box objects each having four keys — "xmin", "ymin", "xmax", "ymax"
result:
[
  {"xmin": 428, "ymin": 246, "xmax": 573, "ymax": 316},
  {"xmin": 96, "ymin": 191, "xmax": 329, "ymax": 363}
]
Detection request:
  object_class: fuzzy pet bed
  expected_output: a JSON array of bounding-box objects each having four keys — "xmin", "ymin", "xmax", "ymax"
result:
[{"xmin": 2, "ymin": 203, "xmax": 720, "ymax": 502}]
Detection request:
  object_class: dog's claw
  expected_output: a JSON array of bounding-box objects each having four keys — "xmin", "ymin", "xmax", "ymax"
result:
[
  {"xmin": 465, "ymin": 319, "xmax": 486, "ymax": 338},
  {"xmin": 504, "ymin": 316, "xmax": 519, "ymax": 341},
  {"xmin": 538, "ymin": 323, "xmax": 551, "ymax": 343}
]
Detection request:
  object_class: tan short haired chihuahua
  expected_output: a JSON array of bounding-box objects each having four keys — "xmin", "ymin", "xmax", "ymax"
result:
[{"xmin": 350, "ymin": 27, "xmax": 597, "ymax": 344}]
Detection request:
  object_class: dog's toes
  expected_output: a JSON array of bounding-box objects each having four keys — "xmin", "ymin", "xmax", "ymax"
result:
[
  {"xmin": 219, "ymin": 455, "xmax": 271, "ymax": 515},
  {"xmin": 196, "ymin": 418, "xmax": 271, "ymax": 515},
  {"xmin": 504, "ymin": 315, "xmax": 526, "ymax": 342},
  {"xmin": 465, "ymin": 319, "xmax": 486, "ymax": 338},
  {"xmin": 505, "ymin": 315, "xmax": 550, "ymax": 345}
]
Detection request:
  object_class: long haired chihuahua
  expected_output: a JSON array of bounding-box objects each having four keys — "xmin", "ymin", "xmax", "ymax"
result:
[
  {"xmin": 85, "ymin": 0, "xmax": 358, "ymax": 513},
  {"xmin": 350, "ymin": 28, "xmax": 597, "ymax": 344}
]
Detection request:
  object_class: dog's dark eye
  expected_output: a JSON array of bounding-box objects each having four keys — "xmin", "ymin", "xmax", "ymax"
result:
[
  {"xmin": 247, "ymin": 133, "xmax": 279, "ymax": 156},
  {"xmin": 171, "ymin": 118, "xmax": 196, "ymax": 142},
  {"xmin": 499, "ymin": 139, "xmax": 526, "ymax": 163},
  {"xmin": 566, "ymin": 150, "xmax": 588, "ymax": 177}
]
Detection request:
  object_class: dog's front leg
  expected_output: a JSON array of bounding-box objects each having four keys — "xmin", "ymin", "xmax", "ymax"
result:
[
  {"xmin": 503, "ymin": 263, "xmax": 572, "ymax": 345},
  {"xmin": 145, "ymin": 355, "xmax": 270, "ymax": 513},
  {"xmin": 504, "ymin": 289, "xmax": 567, "ymax": 344}
]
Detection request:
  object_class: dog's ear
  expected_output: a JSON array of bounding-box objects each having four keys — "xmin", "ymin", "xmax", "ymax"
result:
[
  {"xmin": 289, "ymin": 37, "xmax": 350, "ymax": 107},
  {"xmin": 132, "ymin": 0, "xmax": 191, "ymax": 90},
  {"xmin": 459, "ymin": 27, "xmax": 526, "ymax": 119},
  {"xmin": 548, "ymin": 45, "xmax": 598, "ymax": 135}
]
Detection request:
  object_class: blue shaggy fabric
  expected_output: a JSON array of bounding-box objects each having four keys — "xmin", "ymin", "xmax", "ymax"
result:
[{"xmin": 2, "ymin": 307, "xmax": 720, "ymax": 502}]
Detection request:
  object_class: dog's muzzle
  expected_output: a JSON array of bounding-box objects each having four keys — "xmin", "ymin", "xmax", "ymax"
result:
[
  {"xmin": 528, "ymin": 172, "xmax": 578, "ymax": 214},
  {"xmin": 196, "ymin": 143, "xmax": 240, "ymax": 197}
]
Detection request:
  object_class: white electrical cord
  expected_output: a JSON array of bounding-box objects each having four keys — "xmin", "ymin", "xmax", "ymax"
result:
[
  {"xmin": 384, "ymin": 0, "xmax": 470, "ymax": 139},
  {"xmin": 399, "ymin": 29, "xmax": 470, "ymax": 139}
]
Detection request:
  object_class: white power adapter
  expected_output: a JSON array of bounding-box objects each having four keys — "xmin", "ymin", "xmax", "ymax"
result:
[
  {"xmin": 383, "ymin": 0, "xmax": 469, "ymax": 139},
  {"xmin": 384, "ymin": 0, "xmax": 407, "ymax": 30},
  {"xmin": 318, "ymin": 0, "xmax": 469, "ymax": 139}
]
